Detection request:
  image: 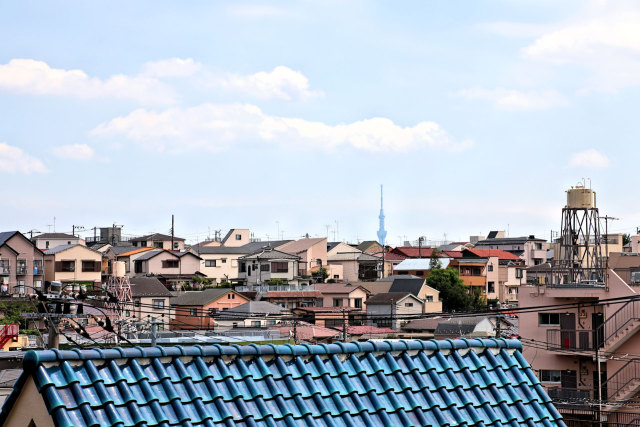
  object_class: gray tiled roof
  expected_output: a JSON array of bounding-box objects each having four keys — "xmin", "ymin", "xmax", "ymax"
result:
[
  {"xmin": 239, "ymin": 240, "xmax": 292, "ymax": 253},
  {"xmin": 365, "ymin": 292, "xmax": 413, "ymax": 305},
  {"xmin": 219, "ymin": 301, "xmax": 286, "ymax": 316},
  {"xmin": 130, "ymin": 233, "xmax": 185, "ymax": 242},
  {"xmin": 171, "ymin": 288, "xmax": 234, "ymax": 306},
  {"xmin": 240, "ymin": 248, "xmax": 300, "ymax": 261},
  {"xmin": 133, "ymin": 249, "xmax": 173, "ymax": 261},
  {"xmin": 109, "ymin": 245, "xmax": 137, "ymax": 255},
  {"xmin": 45, "ymin": 244, "xmax": 100, "ymax": 255},
  {"xmin": 32, "ymin": 232, "xmax": 77, "ymax": 240},
  {"xmin": 389, "ymin": 278, "xmax": 426, "ymax": 297},
  {"xmin": 0, "ymin": 231, "xmax": 18, "ymax": 247},
  {"xmin": 130, "ymin": 277, "xmax": 172, "ymax": 297},
  {"xmin": 192, "ymin": 246, "xmax": 250, "ymax": 255}
]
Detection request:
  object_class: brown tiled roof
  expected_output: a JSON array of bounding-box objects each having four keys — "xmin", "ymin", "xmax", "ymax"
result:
[
  {"xmin": 265, "ymin": 291, "xmax": 323, "ymax": 298},
  {"xmin": 315, "ymin": 283, "xmax": 370, "ymax": 295}
]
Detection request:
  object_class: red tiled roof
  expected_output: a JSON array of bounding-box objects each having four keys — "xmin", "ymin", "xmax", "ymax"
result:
[
  {"xmin": 373, "ymin": 252, "xmax": 407, "ymax": 261},
  {"xmin": 272, "ymin": 324, "xmax": 339, "ymax": 340},
  {"xmin": 443, "ymin": 250, "xmax": 463, "ymax": 258},
  {"xmin": 464, "ymin": 248, "xmax": 522, "ymax": 261},
  {"xmin": 265, "ymin": 291, "xmax": 323, "ymax": 298},
  {"xmin": 343, "ymin": 325, "xmax": 396, "ymax": 335},
  {"xmin": 390, "ymin": 247, "xmax": 463, "ymax": 259}
]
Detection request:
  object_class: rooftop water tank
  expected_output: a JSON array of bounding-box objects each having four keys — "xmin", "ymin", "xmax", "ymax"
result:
[{"xmin": 566, "ymin": 186, "xmax": 595, "ymax": 209}]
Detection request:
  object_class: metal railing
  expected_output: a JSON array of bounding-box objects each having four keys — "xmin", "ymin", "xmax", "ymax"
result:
[
  {"xmin": 0, "ymin": 266, "xmax": 9, "ymax": 275},
  {"xmin": 603, "ymin": 300, "xmax": 640, "ymax": 345},
  {"xmin": 546, "ymin": 329, "xmax": 597, "ymax": 351},
  {"xmin": 547, "ymin": 387, "xmax": 591, "ymax": 402},
  {"xmin": 235, "ymin": 284, "xmax": 317, "ymax": 293},
  {"xmin": 603, "ymin": 359, "xmax": 640, "ymax": 401}
]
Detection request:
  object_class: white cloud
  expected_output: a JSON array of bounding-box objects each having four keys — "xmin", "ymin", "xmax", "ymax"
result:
[
  {"xmin": 522, "ymin": 4, "xmax": 640, "ymax": 91},
  {"xmin": 51, "ymin": 144, "xmax": 94, "ymax": 160},
  {"xmin": 458, "ymin": 88, "xmax": 568, "ymax": 110},
  {"xmin": 569, "ymin": 149, "xmax": 610, "ymax": 168},
  {"xmin": 213, "ymin": 66, "xmax": 322, "ymax": 101},
  {"xmin": 0, "ymin": 142, "xmax": 47, "ymax": 174},
  {"xmin": 0, "ymin": 59, "xmax": 176, "ymax": 105},
  {"xmin": 143, "ymin": 58, "xmax": 202, "ymax": 78},
  {"xmin": 91, "ymin": 103, "xmax": 473, "ymax": 153}
]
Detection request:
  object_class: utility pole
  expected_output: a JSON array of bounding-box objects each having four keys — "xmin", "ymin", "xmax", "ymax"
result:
[
  {"xmin": 47, "ymin": 317, "xmax": 59, "ymax": 349},
  {"xmin": 171, "ymin": 215, "xmax": 175, "ymax": 250},
  {"xmin": 418, "ymin": 236, "xmax": 424, "ymax": 258},
  {"xmin": 495, "ymin": 302, "xmax": 501, "ymax": 338},
  {"xmin": 342, "ymin": 308, "xmax": 347, "ymax": 342},
  {"xmin": 390, "ymin": 298, "xmax": 395, "ymax": 330},
  {"xmin": 151, "ymin": 317, "xmax": 158, "ymax": 346},
  {"xmin": 293, "ymin": 319, "xmax": 298, "ymax": 344},
  {"xmin": 93, "ymin": 227, "xmax": 97, "ymax": 243}
]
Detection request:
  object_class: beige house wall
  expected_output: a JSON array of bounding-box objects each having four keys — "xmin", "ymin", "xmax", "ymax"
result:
[
  {"xmin": 198, "ymin": 253, "xmax": 243, "ymax": 282},
  {"xmin": 132, "ymin": 296, "xmax": 174, "ymax": 327},
  {"xmin": 222, "ymin": 229, "xmax": 250, "ymax": 247},
  {"xmin": 33, "ymin": 236, "xmax": 83, "ymax": 251},
  {"xmin": 320, "ymin": 287, "xmax": 369, "ymax": 308},
  {"xmin": 44, "ymin": 245, "xmax": 102, "ymax": 286},
  {"xmin": 0, "ymin": 234, "xmax": 45, "ymax": 294}
]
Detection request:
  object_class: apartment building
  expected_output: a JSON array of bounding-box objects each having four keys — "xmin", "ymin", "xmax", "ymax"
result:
[
  {"xmin": 43, "ymin": 244, "xmax": 103, "ymax": 290},
  {"xmin": 0, "ymin": 231, "xmax": 45, "ymax": 294},
  {"xmin": 192, "ymin": 246, "xmax": 247, "ymax": 283},
  {"xmin": 473, "ymin": 234, "xmax": 547, "ymax": 266},
  {"xmin": 519, "ymin": 253, "xmax": 640, "ymax": 424},
  {"xmin": 31, "ymin": 232, "xmax": 84, "ymax": 251},
  {"xmin": 130, "ymin": 233, "xmax": 185, "ymax": 251}
]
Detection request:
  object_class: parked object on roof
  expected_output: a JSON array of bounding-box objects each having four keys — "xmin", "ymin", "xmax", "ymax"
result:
[{"xmin": 0, "ymin": 339, "xmax": 565, "ymax": 426}]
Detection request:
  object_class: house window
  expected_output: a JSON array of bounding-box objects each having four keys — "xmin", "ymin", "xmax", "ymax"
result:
[
  {"xmin": 333, "ymin": 298, "xmax": 343, "ymax": 307},
  {"xmin": 252, "ymin": 321, "xmax": 261, "ymax": 327},
  {"xmin": 152, "ymin": 299, "xmax": 165, "ymax": 309},
  {"xmin": 239, "ymin": 262, "xmax": 246, "ymax": 273},
  {"xmin": 45, "ymin": 241, "xmax": 50, "ymax": 249},
  {"xmin": 538, "ymin": 313, "xmax": 560, "ymax": 326},
  {"xmin": 190, "ymin": 308, "xmax": 197, "ymax": 316},
  {"xmin": 535, "ymin": 243, "xmax": 543, "ymax": 250},
  {"xmin": 162, "ymin": 260, "xmax": 179, "ymax": 268},
  {"xmin": 56, "ymin": 260, "xmax": 75, "ymax": 272},
  {"xmin": 354, "ymin": 298, "xmax": 362, "ymax": 309},
  {"xmin": 539, "ymin": 370, "xmax": 562, "ymax": 383},
  {"xmin": 135, "ymin": 301, "xmax": 141, "ymax": 307},
  {"xmin": 271, "ymin": 262, "xmax": 288, "ymax": 273},
  {"xmin": 333, "ymin": 275, "xmax": 339, "ymax": 279},
  {"xmin": 134, "ymin": 261, "xmax": 143, "ymax": 274},
  {"xmin": 488, "ymin": 265, "xmax": 493, "ymax": 272},
  {"xmin": 34, "ymin": 280, "xmax": 42, "ymax": 289},
  {"xmin": 316, "ymin": 259, "xmax": 322, "ymax": 266},
  {"xmin": 205, "ymin": 260, "xmax": 217, "ymax": 267},
  {"xmin": 16, "ymin": 260, "xmax": 26, "ymax": 275},
  {"xmin": 516, "ymin": 269, "xmax": 524, "ymax": 278},
  {"xmin": 141, "ymin": 241, "xmax": 147, "ymax": 247},
  {"xmin": 235, "ymin": 234, "xmax": 242, "ymax": 240},
  {"xmin": 405, "ymin": 302, "xmax": 413, "ymax": 307},
  {"xmin": 173, "ymin": 242, "xmax": 179, "ymax": 249},
  {"xmin": 154, "ymin": 242, "xmax": 163, "ymax": 248},
  {"xmin": 221, "ymin": 258, "xmax": 227, "ymax": 263},
  {"xmin": 261, "ymin": 264, "xmax": 270, "ymax": 272},
  {"xmin": 415, "ymin": 271, "xmax": 424, "ymax": 275},
  {"xmin": 82, "ymin": 260, "xmax": 100, "ymax": 272},
  {"xmin": 17, "ymin": 280, "xmax": 25, "ymax": 294},
  {"xmin": 488, "ymin": 282, "xmax": 495, "ymax": 293},
  {"xmin": 426, "ymin": 296, "xmax": 433, "ymax": 302}
]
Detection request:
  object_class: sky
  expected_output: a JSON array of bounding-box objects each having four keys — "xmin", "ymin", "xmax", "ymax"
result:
[{"xmin": 1, "ymin": 0, "xmax": 640, "ymax": 245}]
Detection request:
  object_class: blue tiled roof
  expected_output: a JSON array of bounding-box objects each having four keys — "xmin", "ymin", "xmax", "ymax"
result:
[{"xmin": 0, "ymin": 339, "xmax": 565, "ymax": 426}]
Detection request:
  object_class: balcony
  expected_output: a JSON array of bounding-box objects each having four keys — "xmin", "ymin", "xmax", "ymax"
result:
[
  {"xmin": 0, "ymin": 266, "xmax": 9, "ymax": 275},
  {"xmin": 16, "ymin": 267, "xmax": 27, "ymax": 275},
  {"xmin": 546, "ymin": 329, "xmax": 601, "ymax": 356}
]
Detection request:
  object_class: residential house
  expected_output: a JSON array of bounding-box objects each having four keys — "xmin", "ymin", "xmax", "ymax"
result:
[
  {"xmin": 315, "ymin": 283, "xmax": 370, "ymax": 309},
  {"xmin": 130, "ymin": 233, "xmax": 185, "ymax": 251},
  {"xmin": 357, "ymin": 280, "xmax": 393, "ymax": 296},
  {"xmin": 220, "ymin": 228, "xmax": 251, "ymax": 247},
  {"xmin": 365, "ymin": 292, "xmax": 424, "ymax": 330},
  {"xmin": 461, "ymin": 248, "xmax": 524, "ymax": 301},
  {"xmin": 170, "ymin": 288, "xmax": 249, "ymax": 330},
  {"xmin": 0, "ymin": 231, "xmax": 45, "ymax": 295},
  {"xmin": 390, "ymin": 246, "xmax": 462, "ymax": 259},
  {"xmin": 392, "ymin": 257, "xmax": 453, "ymax": 279},
  {"xmin": 339, "ymin": 325, "xmax": 397, "ymax": 339},
  {"xmin": 473, "ymin": 233, "xmax": 547, "ymax": 266},
  {"xmin": 373, "ymin": 251, "xmax": 406, "ymax": 278},
  {"xmin": 270, "ymin": 321, "xmax": 340, "ymax": 343},
  {"xmin": 191, "ymin": 246, "xmax": 247, "ymax": 284},
  {"xmin": 262, "ymin": 291, "xmax": 324, "ymax": 309},
  {"xmin": 43, "ymin": 244, "xmax": 103, "ymax": 291},
  {"xmin": 356, "ymin": 240, "xmax": 383, "ymax": 254},
  {"xmin": 0, "ymin": 340, "xmax": 565, "ymax": 426},
  {"xmin": 132, "ymin": 249, "xmax": 202, "ymax": 288},
  {"xmin": 130, "ymin": 276, "xmax": 173, "ymax": 330},
  {"xmin": 214, "ymin": 301, "xmax": 288, "ymax": 329},
  {"xmin": 237, "ymin": 248, "xmax": 305, "ymax": 286},
  {"xmin": 327, "ymin": 251, "xmax": 380, "ymax": 282},
  {"xmin": 31, "ymin": 232, "xmax": 84, "ymax": 251},
  {"xmin": 277, "ymin": 237, "xmax": 341, "ymax": 280},
  {"xmin": 292, "ymin": 306, "xmax": 363, "ymax": 328},
  {"xmin": 433, "ymin": 316, "xmax": 512, "ymax": 340},
  {"xmin": 105, "ymin": 246, "xmax": 155, "ymax": 276},
  {"xmin": 388, "ymin": 277, "xmax": 442, "ymax": 312}
]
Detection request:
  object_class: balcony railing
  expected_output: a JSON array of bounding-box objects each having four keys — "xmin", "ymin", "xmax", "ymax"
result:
[
  {"xmin": 603, "ymin": 359, "xmax": 640, "ymax": 401},
  {"xmin": 547, "ymin": 387, "xmax": 591, "ymax": 402},
  {"xmin": 0, "ymin": 266, "xmax": 9, "ymax": 275},
  {"xmin": 546, "ymin": 329, "xmax": 601, "ymax": 351},
  {"xmin": 235, "ymin": 284, "xmax": 317, "ymax": 293},
  {"xmin": 16, "ymin": 267, "xmax": 27, "ymax": 275}
]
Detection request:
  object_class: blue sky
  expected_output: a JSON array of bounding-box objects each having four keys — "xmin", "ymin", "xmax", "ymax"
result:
[{"xmin": 1, "ymin": 0, "xmax": 639, "ymax": 245}]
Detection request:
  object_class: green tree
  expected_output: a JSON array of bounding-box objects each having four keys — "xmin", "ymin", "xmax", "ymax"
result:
[
  {"xmin": 311, "ymin": 267, "xmax": 329, "ymax": 283},
  {"xmin": 429, "ymin": 248, "xmax": 442, "ymax": 270},
  {"xmin": 425, "ymin": 268, "xmax": 475, "ymax": 312},
  {"xmin": 0, "ymin": 301, "xmax": 37, "ymax": 331},
  {"xmin": 623, "ymin": 233, "xmax": 631, "ymax": 247},
  {"xmin": 266, "ymin": 278, "xmax": 286, "ymax": 287}
]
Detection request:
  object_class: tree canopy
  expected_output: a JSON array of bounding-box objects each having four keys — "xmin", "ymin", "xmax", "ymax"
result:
[
  {"xmin": 425, "ymin": 268, "xmax": 475, "ymax": 312},
  {"xmin": 429, "ymin": 248, "xmax": 443, "ymax": 270}
]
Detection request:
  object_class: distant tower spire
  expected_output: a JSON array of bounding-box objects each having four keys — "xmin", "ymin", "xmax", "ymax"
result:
[{"xmin": 377, "ymin": 184, "xmax": 387, "ymax": 246}]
